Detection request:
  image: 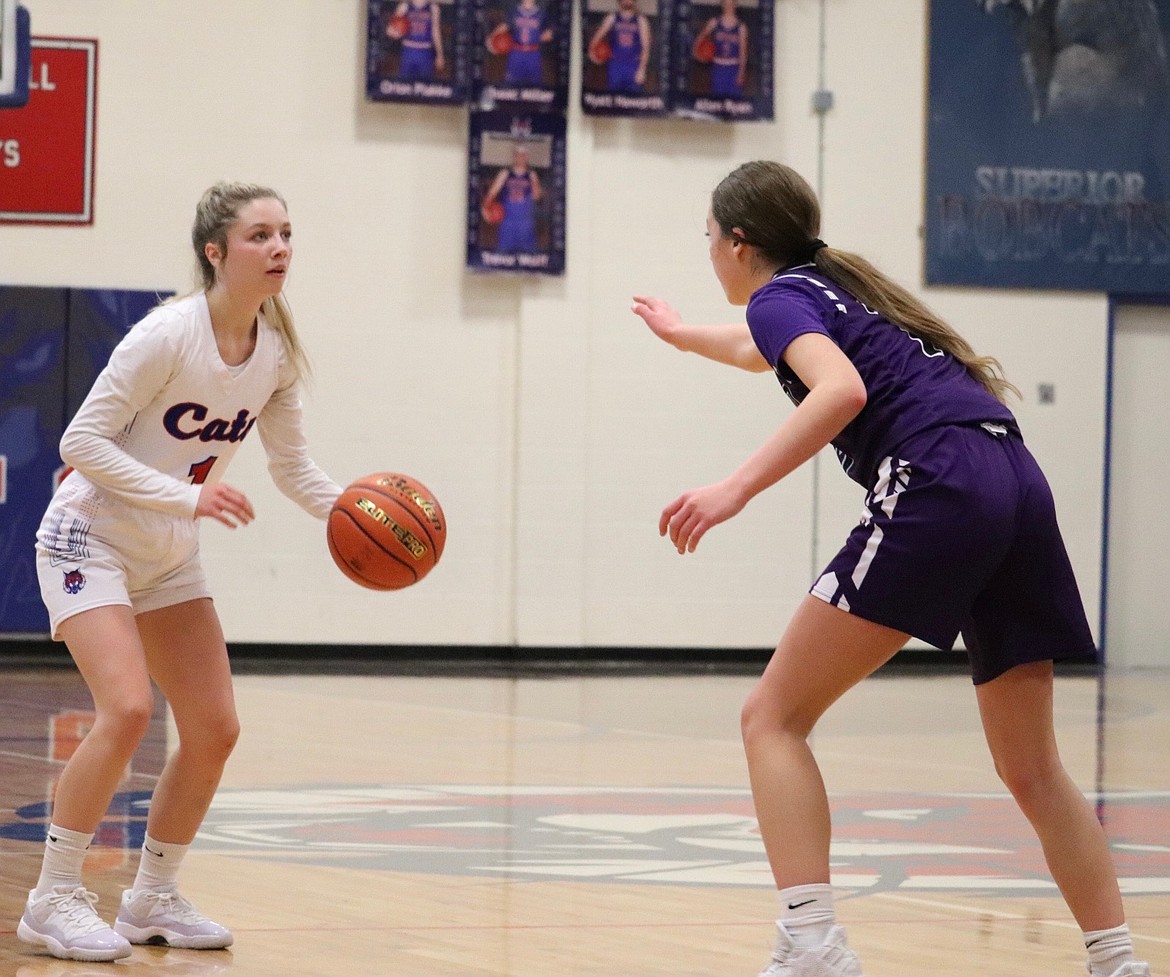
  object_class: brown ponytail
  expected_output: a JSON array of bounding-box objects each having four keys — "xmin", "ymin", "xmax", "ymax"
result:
[{"xmin": 712, "ymin": 161, "xmax": 1018, "ymax": 403}]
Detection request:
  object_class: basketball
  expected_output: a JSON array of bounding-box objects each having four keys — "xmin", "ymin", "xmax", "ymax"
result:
[
  {"xmin": 387, "ymin": 13, "xmax": 409, "ymax": 38},
  {"xmin": 588, "ymin": 38, "xmax": 611, "ymax": 65},
  {"xmin": 481, "ymin": 199, "xmax": 505, "ymax": 224},
  {"xmin": 486, "ymin": 30, "xmax": 512, "ymax": 56},
  {"xmin": 327, "ymin": 472, "xmax": 446, "ymax": 591},
  {"xmin": 692, "ymin": 36, "xmax": 716, "ymax": 63}
]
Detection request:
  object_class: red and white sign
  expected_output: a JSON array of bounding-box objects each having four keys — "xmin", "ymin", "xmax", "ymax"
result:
[{"xmin": 0, "ymin": 37, "xmax": 97, "ymax": 224}]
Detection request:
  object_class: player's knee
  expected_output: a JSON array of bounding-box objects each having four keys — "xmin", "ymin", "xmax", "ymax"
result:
[
  {"xmin": 740, "ymin": 703, "xmax": 767, "ymax": 752},
  {"xmin": 204, "ymin": 713, "xmax": 241, "ymax": 763},
  {"xmin": 741, "ymin": 685, "xmax": 809, "ymax": 746},
  {"xmin": 98, "ymin": 695, "xmax": 154, "ymax": 745},
  {"xmin": 991, "ymin": 751, "xmax": 1062, "ymax": 804},
  {"xmin": 180, "ymin": 712, "xmax": 240, "ymax": 766}
]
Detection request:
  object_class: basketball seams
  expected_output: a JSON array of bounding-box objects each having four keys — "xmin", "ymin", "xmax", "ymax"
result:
[
  {"xmin": 360, "ymin": 484, "xmax": 441, "ymax": 556},
  {"xmin": 327, "ymin": 522, "xmax": 381, "ymax": 589},
  {"xmin": 328, "ymin": 519, "xmax": 415, "ymax": 590},
  {"xmin": 354, "ymin": 476, "xmax": 444, "ymax": 537},
  {"xmin": 336, "ymin": 507, "xmax": 420, "ymax": 578},
  {"xmin": 329, "ymin": 506, "xmax": 419, "ymax": 588}
]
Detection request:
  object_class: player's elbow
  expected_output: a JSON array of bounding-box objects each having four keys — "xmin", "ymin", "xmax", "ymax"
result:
[
  {"xmin": 737, "ymin": 339, "xmax": 771, "ymax": 373},
  {"xmin": 741, "ymin": 350, "xmax": 772, "ymax": 373},
  {"xmin": 58, "ymin": 428, "xmax": 89, "ymax": 470},
  {"xmin": 837, "ymin": 376, "xmax": 868, "ymax": 419}
]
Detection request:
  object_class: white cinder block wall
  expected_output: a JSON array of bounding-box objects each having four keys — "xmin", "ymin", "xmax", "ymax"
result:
[{"xmin": 1, "ymin": 1, "xmax": 1108, "ymax": 652}]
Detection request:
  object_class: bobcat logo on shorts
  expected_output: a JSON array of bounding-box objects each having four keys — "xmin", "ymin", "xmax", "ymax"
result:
[{"xmin": 62, "ymin": 569, "xmax": 86, "ymax": 595}]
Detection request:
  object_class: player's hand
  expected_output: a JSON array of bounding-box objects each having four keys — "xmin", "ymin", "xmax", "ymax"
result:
[
  {"xmin": 631, "ymin": 295, "xmax": 683, "ymax": 346},
  {"xmin": 635, "ymin": 67, "xmax": 646, "ymax": 85},
  {"xmin": 196, "ymin": 482, "xmax": 255, "ymax": 528},
  {"xmin": 660, "ymin": 480, "xmax": 746, "ymax": 554}
]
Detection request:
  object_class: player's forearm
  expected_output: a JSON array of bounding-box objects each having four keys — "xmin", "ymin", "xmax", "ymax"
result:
[
  {"xmin": 60, "ymin": 430, "xmax": 199, "ymax": 517},
  {"xmin": 729, "ymin": 383, "xmax": 865, "ymax": 498},
  {"xmin": 670, "ymin": 321, "xmax": 770, "ymax": 371}
]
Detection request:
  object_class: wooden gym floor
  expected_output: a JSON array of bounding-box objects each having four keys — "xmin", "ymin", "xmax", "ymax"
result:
[{"xmin": 1, "ymin": 659, "xmax": 1167, "ymax": 976}]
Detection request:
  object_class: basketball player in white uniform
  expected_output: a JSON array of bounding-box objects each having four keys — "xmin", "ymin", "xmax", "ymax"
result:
[{"xmin": 17, "ymin": 182, "xmax": 343, "ymax": 961}]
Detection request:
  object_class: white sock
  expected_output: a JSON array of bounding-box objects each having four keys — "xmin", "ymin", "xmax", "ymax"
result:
[
  {"xmin": 131, "ymin": 834, "xmax": 189, "ymax": 894},
  {"xmin": 33, "ymin": 823, "xmax": 93, "ymax": 898},
  {"xmin": 778, "ymin": 883, "xmax": 836, "ymax": 948},
  {"xmin": 1085, "ymin": 923, "xmax": 1135, "ymax": 977}
]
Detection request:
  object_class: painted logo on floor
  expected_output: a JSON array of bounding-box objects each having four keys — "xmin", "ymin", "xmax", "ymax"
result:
[{"xmin": 4, "ymin": 786, "xmax": 1168, "ymax": 895}]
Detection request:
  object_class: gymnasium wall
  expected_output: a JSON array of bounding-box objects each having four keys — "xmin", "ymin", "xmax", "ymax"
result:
[{"xmin": 0, "ymin": 0, "xmax": 1108, "ymax": 652}]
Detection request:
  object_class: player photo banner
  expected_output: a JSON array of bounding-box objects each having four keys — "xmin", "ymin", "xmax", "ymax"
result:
[
  {"xmin": 366, "ymin": 0, "xmax": 473, "ymax": 105},
  {"xmin": 580, "ymin": 0, "xmax": 672, "ymax": 116},
  {"xmin": 925, "ymin": 0, "xmax": 1170, "ymax": 294},
  {"xmin": 473, "ymin": 0, "xmax": 572, "ymax": 113},
  {"xmin": 467, "ymin": 112, "xmax": 567, "ymax": 275},
  {"xmin": 671, "ymin": 0, "xmax": 772, "ymax": 121}
]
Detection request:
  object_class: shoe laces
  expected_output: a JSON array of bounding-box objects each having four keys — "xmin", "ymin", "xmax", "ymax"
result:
[
  {"xmin": 136, "ymin": 890, "xmax": 207, "ymax": 924},
  {"xmin": 47, "ymin": 886, "xmax": 108, "ymax": 935},
  {"xmin": 758, "ymin": 943, "xmax": 797, "ymax": 976}
]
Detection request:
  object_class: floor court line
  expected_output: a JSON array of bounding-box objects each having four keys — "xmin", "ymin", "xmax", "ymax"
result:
[{"xmin": 875, "ymin": 891, "xmax": 1170, "ymax": 944}]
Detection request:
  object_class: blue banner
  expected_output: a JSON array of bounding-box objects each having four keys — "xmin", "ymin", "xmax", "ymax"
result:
[
  {"xmin": 0, "ymin": 287, "xmax": 168, "ymax": 635},
  {"xmin": 0, "ymin": 287, "xmax": 66, "ymax": 634},
  {"xmin": 925, "ymin": 0, "xmax": 1170, "ymax": 294}
]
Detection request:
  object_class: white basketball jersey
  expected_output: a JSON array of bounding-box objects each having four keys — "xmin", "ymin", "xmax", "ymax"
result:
[{"xmin": 46, "ymin": 292, "xmax": 341, "ymax": 537}]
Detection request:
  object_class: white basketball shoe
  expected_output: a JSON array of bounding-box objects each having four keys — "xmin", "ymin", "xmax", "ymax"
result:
[{"xmin": 757, "ymin": 921, "xmax": 864, "ymax": 977}]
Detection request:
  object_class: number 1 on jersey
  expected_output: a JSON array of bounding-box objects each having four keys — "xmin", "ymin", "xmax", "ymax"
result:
[{"xmin": 189, "ymin": 456, "xmax": 217, "ymax": 484}]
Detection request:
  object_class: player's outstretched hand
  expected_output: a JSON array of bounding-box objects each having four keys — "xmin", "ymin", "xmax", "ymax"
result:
[
  {"xmin": 632, "ymin": 295, "xmax": 683, "ymax": 346},
  {"xmin": 196, "ymin": 482, "xmax": 255, "ymax": 528},
  {"xmin": 659, "ymin": 480, "xmax": 746, "ymax": 554}
]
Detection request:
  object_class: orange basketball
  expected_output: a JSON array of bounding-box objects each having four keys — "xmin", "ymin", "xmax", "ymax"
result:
[
  {"xmin": 692, "ymin": 36, "xmax": 716, "ymax": 64},
  {"xmin": 387, "ymin": 13, "xmax": 409, "ymax": 38},
  {"xmin": 481, "ymin": 199, "xmax": 505, "ymax": 224},
  {"xmin": 327, "ymin": 473, "xmax": 446, "ymax": 591},
  {"xmin": 588, "ymin": 38, "xmax": 611, "ymax": 65},
  {"xmin": 486, "ymin": 30, "xmax": 513, "ymax": 55}
]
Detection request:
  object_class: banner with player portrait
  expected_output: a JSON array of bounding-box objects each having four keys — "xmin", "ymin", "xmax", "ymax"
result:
[
  {"xmin": 366, "ymin": 0, "xmax": 473, "ymax": 106},
  {"xmin": 467, "ymin": 112, "xmax": 567, "ymax": 275},
  {"xmin": 925, "ymin": 0, "xmax": 1170, "ymax": 294},
  {"xmin": 580, "ymin": 0, "xmax": 671, "ymax": 116},
  {"xmin": 671, "ymin": 0, "xmax": 772, "ymax": 121},
  {"xmin": 473, "ymin": 0, "xmax": 572, "ymax": 113}
]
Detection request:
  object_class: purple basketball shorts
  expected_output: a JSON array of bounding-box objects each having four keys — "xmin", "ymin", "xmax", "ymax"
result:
[{"xmin": 811, "ymin": 423, "xmax": 1095, "ymax": 684}]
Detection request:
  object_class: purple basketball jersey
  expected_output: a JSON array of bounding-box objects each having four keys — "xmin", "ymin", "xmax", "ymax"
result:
[{"xmin": 746, "ymin": 265, "xmax": 1017, "ymax": 486}]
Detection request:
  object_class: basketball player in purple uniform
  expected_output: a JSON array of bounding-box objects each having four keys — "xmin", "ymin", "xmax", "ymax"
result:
[
  {"xmin": 632, "ymin": 160, "xmax": 1150, "ymax": 977},
  {"xmin": 17, "ymin": 183, "xmax": 343, "ymax": 962},
  {"xmin": 496, "ymin": 0, "xmax": 553, "ymax": 85},
  {"xmin": 695, "ymin": 0, "xmax": 746, "ymax": 97},
  {"xmin": 484, "ymin": 145, "xmax": 542, "ymax": 253},
  {"xmin": 389, "ymin": 0, "xmax": 446, "ymax": 80},
  {"xmin": 590, "ymin": 0, "xmax": 651, "ymax": 92}
]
